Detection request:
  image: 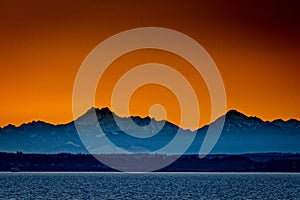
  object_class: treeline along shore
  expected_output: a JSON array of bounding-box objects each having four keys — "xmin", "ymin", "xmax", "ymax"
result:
[{"xmin": 1, "ymin": 152, "xmax": 299, "ymax": 172}]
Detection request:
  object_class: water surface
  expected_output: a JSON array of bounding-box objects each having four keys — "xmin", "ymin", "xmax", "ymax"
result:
[{"xmin": 0, "ymin": 172, "xmax": 299, "ymax": 199}]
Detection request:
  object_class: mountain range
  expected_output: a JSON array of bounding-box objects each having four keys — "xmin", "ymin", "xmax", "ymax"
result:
[{"xmin": 0, "ymin": 107, "xmax": 299, "ymax": 154}]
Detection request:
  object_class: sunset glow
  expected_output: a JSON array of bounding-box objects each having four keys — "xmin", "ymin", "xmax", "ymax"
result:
[{"xmin": 0, "ymin": 0, "xmax": 299, "ymax": 128}]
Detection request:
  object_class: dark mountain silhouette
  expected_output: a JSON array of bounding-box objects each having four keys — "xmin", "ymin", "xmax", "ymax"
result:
[
  {"xmin": 0, "ymin": 107, "xmax": 299, "ymax": 154},
  {"xmin": 193, "ymin": 110, "xmax": 300, "ymax": 154}
]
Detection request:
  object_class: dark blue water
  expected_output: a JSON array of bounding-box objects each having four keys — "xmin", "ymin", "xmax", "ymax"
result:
[{"xmin": 0, "ymin": 172, "xmax": 299, "ymax": 199}]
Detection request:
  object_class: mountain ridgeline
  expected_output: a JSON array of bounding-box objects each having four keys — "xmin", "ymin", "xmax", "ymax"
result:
[{"xmin": 0, "ymin": 108, "xmax": 299, "ymax": 154}]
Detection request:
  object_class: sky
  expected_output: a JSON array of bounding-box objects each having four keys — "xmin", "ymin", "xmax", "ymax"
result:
[{"xmin": 0, "ymin": 0, "xmax": 299, "ymax": 129}]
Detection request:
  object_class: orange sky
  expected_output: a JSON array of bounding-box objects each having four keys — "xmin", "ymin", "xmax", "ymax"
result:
[{"xmin": 0, "ymin": 0, "xmax": 299, "ymax": 128}]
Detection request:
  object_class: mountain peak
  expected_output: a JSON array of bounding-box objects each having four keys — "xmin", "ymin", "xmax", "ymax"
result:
[
  {"xmin": 2, "ymin": 124, "xmax": 16, "ymax": 129},
  {"xmin": 98, "ymin": 107, "xmax": 112, "ymax": 114},
  {"xmin": 225, "ymin": 110, "xmax": 264, "ymax": 122},
  {"xmin": 226, "ymin": 109, "xmax": 245, "ymax": 117},
  {"xmin": 83, "ymin": 106, "xmax": 112, "ymax": 115},
  {"xmin": 225, "ymin": 109, "xmax": 249, "ymax": 121}
]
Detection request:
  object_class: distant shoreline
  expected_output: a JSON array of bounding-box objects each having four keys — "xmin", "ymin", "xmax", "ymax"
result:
[{"xmin": 1, "ymin": 152, "xmax": 299, "ymax": 172}]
